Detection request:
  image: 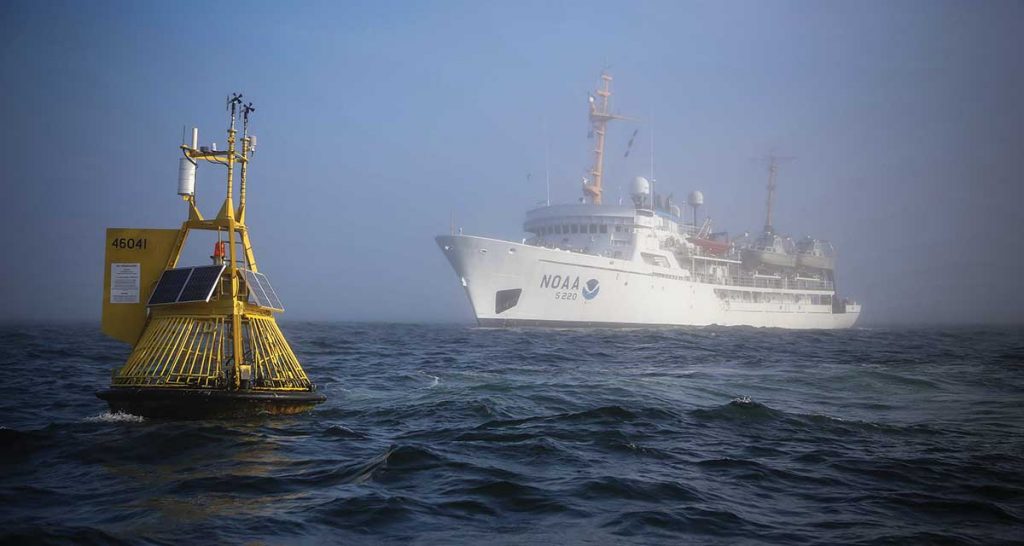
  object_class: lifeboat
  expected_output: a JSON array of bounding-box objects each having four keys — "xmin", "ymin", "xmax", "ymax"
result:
[
  {"xmin": 742, "ymin": 248, "xmax": 797, "ymax": 268},
  {"xmin": 687, "ymin": 237, "xmax": 731, "ymax": 255},
  {"xmin": 796, "ymin": 238, "xmax": 835, "ymax": 270},
  {"xmin": 741, "ymin": 233, "xmax": 797, "ymax": 269}
]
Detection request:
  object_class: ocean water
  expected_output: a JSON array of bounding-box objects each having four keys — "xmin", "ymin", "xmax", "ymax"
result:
[{"xmin": 0, "ymin": 323, "xmax": 1021, "ymax": 545}]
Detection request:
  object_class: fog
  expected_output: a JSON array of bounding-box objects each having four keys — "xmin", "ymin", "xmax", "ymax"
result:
[{"xmin": 1, "ymin": 0, "xmax": 1021, "ymax": 325}]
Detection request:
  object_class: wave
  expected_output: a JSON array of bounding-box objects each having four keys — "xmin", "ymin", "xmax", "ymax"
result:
[
  {"xmin": 573, "ymin": 476, "xmax": 699, "ymax": 503},
  {"xmin": 0, "ymin": 526, "xmax": 134, "ymax": 546},
  {"xmin": 82, "ymin": 411, "xmax": 145, "ymax": 423},
  {"xmin": 689, "ymin": 397, "xmax": 940, "ymax": 440},
  {"xmin": 322, "ymin": 424, "xmax": 366, "ymax": 439},
  {"xmin": 601, "ymin": 506, "xmax": 751, "ymax": 539},
  {"xmin": 1, "ymin": 323, "xmax": 1021, "ymax": 544},
  {"xmin": 690, "ymin": 397, "xmax": 786, "ymax": 422},
  {"xmin": 475, "ymin": 404, "xmax": 680, "ymax": 430},
  {"xmin": 0, "ymin": 427, "xmax": 56, "ymax": 461}
]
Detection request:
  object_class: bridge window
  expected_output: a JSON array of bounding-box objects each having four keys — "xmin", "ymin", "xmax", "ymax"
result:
[
  {"xmin": 599, "ymin": 225, "xmax": 607, "ymax": 234},
  {"xmin": 571, "ymin": 224, "xmax": 579, "ymax": 234},
  {"xmin": 589, "ymin": 224, "xmax": 597, "ymax": 233}
]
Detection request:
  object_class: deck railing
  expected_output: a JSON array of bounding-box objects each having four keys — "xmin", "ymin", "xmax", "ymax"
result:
[{"xmin": 693, "ymin": 274, "xmax": 833, "ymax": 291}]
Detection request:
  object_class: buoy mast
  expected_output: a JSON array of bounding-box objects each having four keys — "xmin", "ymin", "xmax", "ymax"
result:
[{"xmin": 173, "ymin": 94, "xmax": 256, "ymax": 391}]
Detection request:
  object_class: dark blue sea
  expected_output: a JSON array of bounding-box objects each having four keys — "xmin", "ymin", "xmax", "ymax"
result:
[{"xmin": 1, "ymin": 323, "xmax": 1022, "ymax": 545}]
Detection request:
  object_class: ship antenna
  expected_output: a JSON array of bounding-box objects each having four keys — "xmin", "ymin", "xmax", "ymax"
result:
[
  {"xmin": 759, "ymin": 152, "xmax": 795, "ymax": 233},
  {"xmin": 545, "ymin": 124, "xmax": 551, "ymax": 207},
  {"xmin": 649, "ymin": 112, "xmax": 655, "ymax": 187}
]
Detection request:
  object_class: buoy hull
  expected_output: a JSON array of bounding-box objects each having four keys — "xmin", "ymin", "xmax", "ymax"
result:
[{"xmin": 96, "ymin": 388, "xmax": 326, "ymax": 419}]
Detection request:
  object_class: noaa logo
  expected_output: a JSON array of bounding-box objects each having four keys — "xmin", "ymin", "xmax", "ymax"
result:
[{"xmin": 582, "ymin": 278, "xmax": 600, "ymax": 300}]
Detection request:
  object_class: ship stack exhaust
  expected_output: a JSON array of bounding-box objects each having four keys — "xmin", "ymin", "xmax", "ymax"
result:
[{"xmin": 97, "ymin": 94, "xmax": 325, "ymax": 418}]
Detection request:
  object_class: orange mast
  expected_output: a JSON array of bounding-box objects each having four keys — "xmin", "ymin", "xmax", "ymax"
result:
[{"xmin": 582, "ymin": 73, "xmax": 624, "ymax": 205}]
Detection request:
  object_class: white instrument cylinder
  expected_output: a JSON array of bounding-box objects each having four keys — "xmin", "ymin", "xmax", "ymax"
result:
[{"xmin": 178, "ymin": 157, "xmax": 197, "ymax": 196}]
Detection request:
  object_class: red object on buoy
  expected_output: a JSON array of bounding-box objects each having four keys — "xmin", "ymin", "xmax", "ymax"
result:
[{"xmin": 213, "ymin": 241, "xmax": 226, "ymax": 258}]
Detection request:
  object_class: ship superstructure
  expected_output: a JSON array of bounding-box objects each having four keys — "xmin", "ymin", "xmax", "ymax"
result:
[{"xmin": 437, "ymin": 74, "xmax": 860, "ymax": 329}]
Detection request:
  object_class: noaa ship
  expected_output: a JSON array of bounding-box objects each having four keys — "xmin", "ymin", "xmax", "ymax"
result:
[{"xmin": 437, "ymin": 74, "xmax": 860, "ymax": 329}]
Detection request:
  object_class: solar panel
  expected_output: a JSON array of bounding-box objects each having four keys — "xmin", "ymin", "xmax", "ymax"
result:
[
  {"xmin": 255, "ymin": 272, "xmax": 284, "ymax": 311},
  {"xmin": 148, "ymin": 268, "xmax": 192, "ymax": 305},
  {"xmin": 177, "ymin": 265, "xmax": 225, "ymax": 303},
  {"xmin": 242, "ymin": 269, "xmax": 283, "ymax": 311},
  {"xmin": 148, "ymin": 265, "xmax": 225, "ymax": 306},
  {"xmin": 243, "ymin": 269, "xmax": 272, "ymax": 308}
]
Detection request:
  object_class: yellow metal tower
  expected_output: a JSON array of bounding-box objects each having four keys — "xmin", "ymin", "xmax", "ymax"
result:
[{"xmin": 97, "ymin": 95, "xmax": 325, "ymax": 418}]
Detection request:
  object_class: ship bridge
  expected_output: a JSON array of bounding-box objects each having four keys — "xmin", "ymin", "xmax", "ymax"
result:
[
  {"xmin": 523, "ymin": 202, "xmax": 696, "ymax": 257},
  {"xmin": 523, "ymin": 203, "xmax": 640, "ymax": 258}
]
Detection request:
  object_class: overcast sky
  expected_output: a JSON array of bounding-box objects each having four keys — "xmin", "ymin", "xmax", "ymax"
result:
[{"xmin": 1, "ymin": 0, "xmax": 1022, "ymax": 325}]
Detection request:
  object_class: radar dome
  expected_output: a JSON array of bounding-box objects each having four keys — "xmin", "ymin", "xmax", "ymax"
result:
[
  {"xmin": 688, "ymin": 190, "xmax": 704, "ymax": 207},
  {"xmin": 631, "ymin": 176, "xmax": 651, "ymax": 196}
]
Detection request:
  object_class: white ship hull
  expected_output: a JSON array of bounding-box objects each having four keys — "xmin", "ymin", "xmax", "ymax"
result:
[{"xmin": 438, "ymin": 235, "xmax": 860, "ymax": 329}]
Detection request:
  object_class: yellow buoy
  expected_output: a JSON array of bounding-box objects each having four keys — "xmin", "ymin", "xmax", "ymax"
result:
[{"xmin": 97, "ymin": 94, "xmax": 325, "ymax": 418}]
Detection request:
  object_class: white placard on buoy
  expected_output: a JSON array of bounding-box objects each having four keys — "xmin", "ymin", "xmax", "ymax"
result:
[{"xmin": 110, "ymin": 263, "xmax": 140, "ymax": 304}]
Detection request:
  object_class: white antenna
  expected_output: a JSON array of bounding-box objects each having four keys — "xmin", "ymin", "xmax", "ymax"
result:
[
  {"xmin": 649, "ymin": 111, "xmax": 656, "ymax": 183},
  {"xmin": 649, "ymin": 112, "xmax": 657, "ymax": 210},
  {"xmin": 543, "ymin": 116, "xmax": 551, "ymax": 206}
]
